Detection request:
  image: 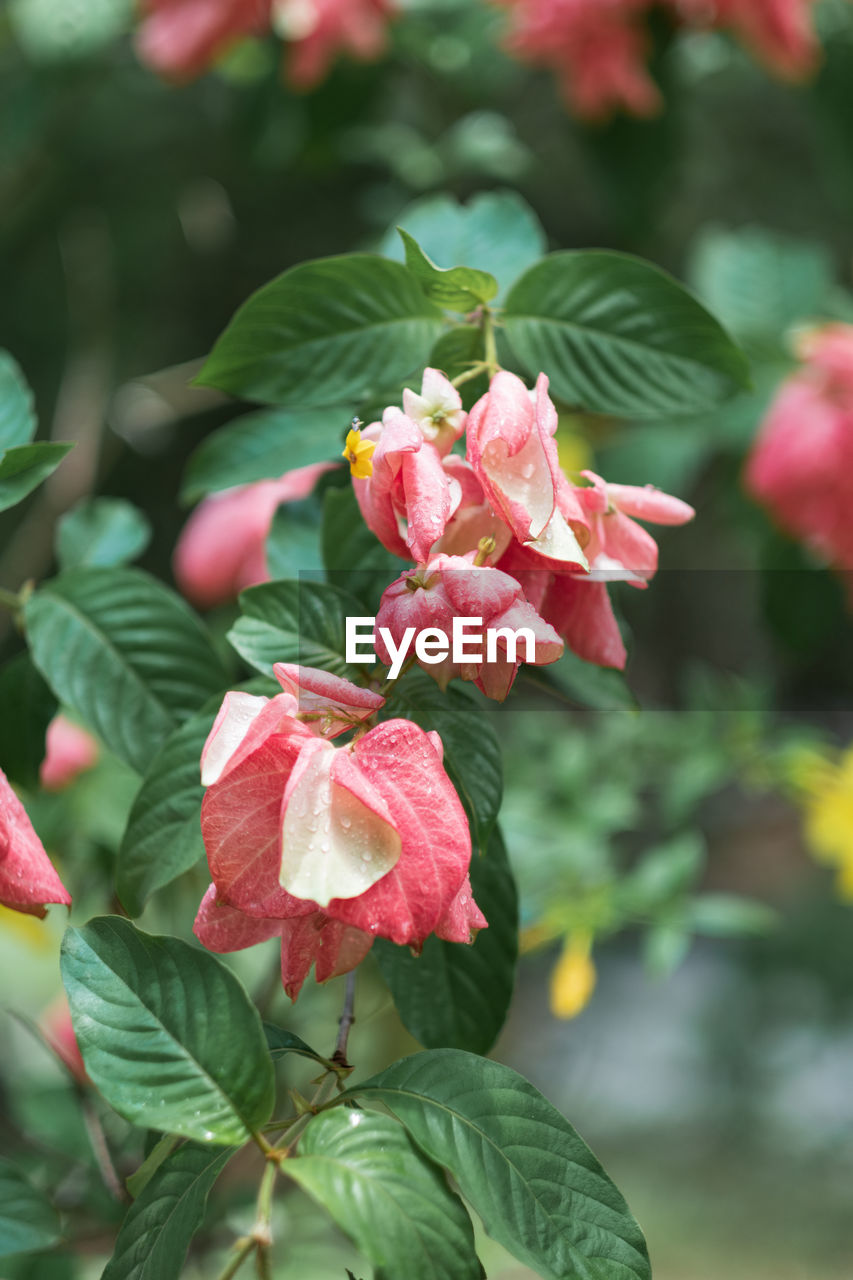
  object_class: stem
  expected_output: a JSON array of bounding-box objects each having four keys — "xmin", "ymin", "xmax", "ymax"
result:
[
  {"xmin": 215, "ymin": 1238, "xmax": 256, "ymax": 1280},
  {"xmin": 334, "ymin": 970, "xmax": 357, "ymax": 1065},
  {"xmin": 81, "ymin": 1097, "xmax": 128, "ymax": 1204},
  {"xmin": 450, "ymin": 360, "xmax": 489, "ymax": 388},
  {"xmin": 0, "ymin": 587, "xmax": 20, "ymax": 612},
  {"xmin": 482, "ymin": 307, "xmax": 498, "ymax": 373},
  {"xmin": 253, "ymin": 1161, "xmax": 277, "ymax": 1246}
]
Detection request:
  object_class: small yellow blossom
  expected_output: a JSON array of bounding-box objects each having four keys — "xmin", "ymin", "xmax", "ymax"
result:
[
  {"xmin": 549, "ymin": 930, "xmax": 597, "ymax": 1019},
  {"xmin": 791, "ymin": 745, "xmax": 853, "ymax": 901},
  {"xmin": 342, "ymin": 426, "xmax": 376, "ymax": 479}
]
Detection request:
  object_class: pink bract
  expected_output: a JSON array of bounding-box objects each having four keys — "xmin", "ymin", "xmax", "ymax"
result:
[
  {"xmin": 39, "ymin": 716, "xmax": 99, "ymax": 792},
  {"xmin": 0, "ymin": 768, "xmax": 71, "ymax": 918},
  {"xmin": 173, "ymin": 462, "xmax": 332, "ymax": 611},
  {"xmin": 376, "ymin": 553, "xmax": 564, "ymax": 700},
  {"xmin": 195, "ymin": 667, "xmax": 483, "ymax": 994},
  {"xmin": 745, "ymin": 325, "xmax": 853, "ymax": 603}
]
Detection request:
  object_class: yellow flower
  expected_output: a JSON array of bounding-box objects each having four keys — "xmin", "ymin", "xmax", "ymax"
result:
[
  {"xmin": 549, "ymin": 930, "xmax": 597, "ymax": 1019},
  {"xmin": 342, "ymin": 426, "xmax": 376, "ymax": 479},
  {"xmin": 791, "ymin": 745, "xmax": 853, "ymax": 901},
  {"xmin": 0, "ymin": 902, "xmax": 56, "ymax": 952}
]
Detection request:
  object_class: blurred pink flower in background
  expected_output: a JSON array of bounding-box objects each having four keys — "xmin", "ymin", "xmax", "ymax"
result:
[
  {"xmin": 745, "ymin": 324, "xmax": 853, "ymax": 605},
  {"xmin": 492, "ymin": 0, "xmax": 660, "ymax": 120},
  {"xmin": 275, "ymin": 0, "xmax": 396, "ymax": 89},
  {"xmin": 136, "ymin": 0, "xmax": 271, "ymax": 78},
  {"xmin": 173, "ymin": 462, "xmax": 332, "ymax": 610},
  {"xmin": 705, "ymin": 0, "xmax": 819, "ymax": 78},
  {"xmin": 494, "ymin": 0, "xmax": 822, "ymax": 119},
  {"xmin": 41, "ymin": 997, "xmax": 89, "ymax": 1085},
  {"xmin": 136, "ymin": 0, "xmax": 396, "ymax": 84},
  {"xmin": 40, "ymin": 716, "xmax": 99, "ymax": 792}
]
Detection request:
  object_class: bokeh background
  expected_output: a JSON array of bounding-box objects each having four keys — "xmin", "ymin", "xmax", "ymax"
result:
[{"xmin": 2, "ymin": 2, "xmax": 853, "ymax": 1277}]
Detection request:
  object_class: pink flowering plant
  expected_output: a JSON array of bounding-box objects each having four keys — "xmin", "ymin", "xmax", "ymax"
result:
[{"xmin": 0, "ymin": 198, "xmax": 753, "ymax": 1279}]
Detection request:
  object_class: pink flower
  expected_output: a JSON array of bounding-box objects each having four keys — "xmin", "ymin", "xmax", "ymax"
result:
[
  {"xmin": 276, "ymin": 0, "xmax": 396, "ymax": 90},
  {"xmin": 194, "ymin": 665, "xmax": 484, "ymax": 996},
  {"xmin": 136, "ymin": 0, "xmax": 271, "ymax": 78},
  {"xmin": 466, "ymin": 371, "xmax": 589, "ymax": 570},
  {"xmin": 41, "ymin": 997, "xmax": 88, "ymax": 1085},
  {"xmin": 376, "ymin": 553, "xmax": 564, "ymax": 700},
  {"xmin": 498, "ymin": 472, "xmax": 694, "ymax": 669},
  {"xmin": 745, "ymin": 325, "xmax": 853, "ymax": 603},
  {"xmin": 352, "ymin": 407, "xmax": 458, "ymax": 562},
  {"xmin": 173, "ymin": 462, "xmax": 332, "ymax": 611},
  {"xmin": 0, "ymin": 769, "xmax": 71, "ymax": 918},
  {"xmin": 39, "ymin": 716, "xmax": 99, "ymax": 792},
  {"xmin": 704, "ymin": 0, "xmax": 819, "ymax": 79},
  {"xmin": 432, "ymin": 456, "xmax": 514, "ymax": 560},
  {"xmin": 401, "ymin": 368, "xmax": 467, "ymax": 458},
  {"xmin": 494, "ymin": 0, "xmax": 661, "ymax": 121}
]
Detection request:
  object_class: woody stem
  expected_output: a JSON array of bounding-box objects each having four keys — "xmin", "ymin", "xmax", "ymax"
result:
[{"xmin": 334, "ymin": 969, "xmax": 357, "ymax": 1064}]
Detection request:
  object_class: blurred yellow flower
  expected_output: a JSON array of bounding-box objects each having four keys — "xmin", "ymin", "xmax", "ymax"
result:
[
  {"xmin": 554, "ymin": 423, "xmax": 592, "ymax": 480},
  {"xmin": 789, "ymin": 745, "xmax": 853, "ymax": 900},
  {"xmin": 0, "ymin": 902, "xmax": 56, "ymax": 952},
  {"xmin": 549, "ymin": 930, "xmax": 597, "ymax": 1019}
]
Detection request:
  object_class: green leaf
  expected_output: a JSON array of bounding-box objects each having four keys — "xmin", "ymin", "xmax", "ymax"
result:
[
  {"xmin": 503, "ymin": 251, "xmax": 750, "ymax": 418},
  {"xmin": 0, "ymin": 442, "xmax": 73, "ymax": 513},
  {"xmin": 688, "ymin": 226, "xmax": 833, "ymax": 344},
  {"xmin": 381, "ymin": 192, "xmax": 547, "ymax": 301},
  {"xmin": 620, "ymin": 833, "xmax": 705, "ymax": 915},
  {"xmin": 56, "ymin": 498, "xmax": 152, "ymax": 570},
  {"xmin": 266, "ymin": 498, "xmax": 325, "ymax": 580},
  {"xmin": 227, "ymin": 579, "xmax": 366, "ymax": 679},
  {"xmin": 181, "ymin": 406, "xmax": 348, "ymax": 503},
  {"xmin": 322, "ymin": 486, "xmax": 408, "ymax": 614},
  {"xmin": 103, "ymin": 1141, "xmax": 234, "ymax": 1280},
  {"xmin": 196, "ymin": 255, "xmax": 443, "ymax": 407},
  {"xmin": 0, "ymin": 653, "xmax": 56, "ymax": 789},
  {"xmin": 116, "ymin": 704, "xmax": 217, "ymax": 916},
  {"xmin": 643, "ymin": 919, "xmax": 691, "ymax": 977},
  {"xmin": 375, "ymin": 827, "xmax": 517, "ymax": 1055},
  {"xmin": 285, "ymin": 1110, "xmax": 480, "ymax": 1280},
  {"xmin": 25, "ymin": 568, "xmax": 229, "ymax": 774},
  {"xmin": 0, "ymin": 350, "xmax": 36, "ymax": 447},
  {"xmin": 428, "ymin": 326, "xmax": 489, "ymax": 409},
  {"xmin": 347, "ymin": 1050, "xmax": 650, "ymax": 1280},
  {"xmin": 61, "ymin": 917, "xmax": 275, "ymax": 1145},
  {"xmin": 398, "ymin": 228, "xmax": 498, "ymax": 312},
  {"xmin": 0, "ymin": 1160, "xmax": 61, "ymax": 1258},
  {"xmin": 263, "ymin": 1023, "xmax": 334, "ymax": 1069},
  {"xmin": 686, "ymin": 894, "xmax": 777, "ymax": 937},
  {"xmin": 528, "ymin": 650, "xmax": 637, "ymax": 711},
  {"xmin": 387, "ymin": 669, "xmax": 502, "ymax": 851}
]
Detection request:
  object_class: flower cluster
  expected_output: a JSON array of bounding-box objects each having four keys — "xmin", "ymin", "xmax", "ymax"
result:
[
  {"xmin": 187, "ymin": 365, "xmax": 693, "ymax": 996},
  {"xmin": 745, "ymin": 324, "xmax": 853, "ymax": 607},
  {"xmin": 493, "ymin": 0, "xmax": 821, "ymax": 120},
  {"xmin": 136, "ymin": 0, "xmax": 395, "ymax": 88},
  {"xmin": 351, "ymin": 366, "xmax": 694, "ymax": 684},
  {"xmin": 194, "ymin": 664, "xmax": 484, "ymax": 997}
]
